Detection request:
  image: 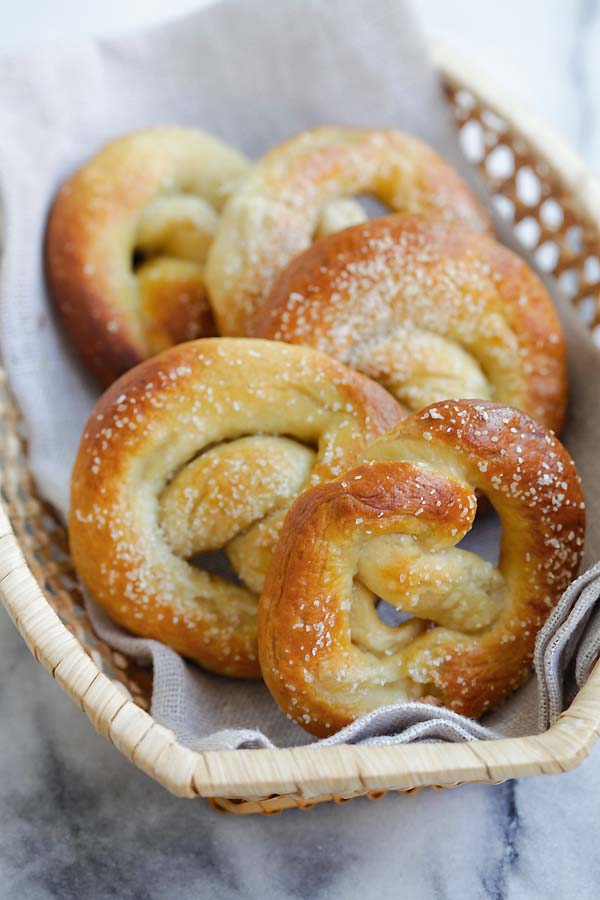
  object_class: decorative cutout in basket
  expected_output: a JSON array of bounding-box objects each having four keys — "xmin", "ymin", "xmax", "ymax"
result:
[{"xmin": 2, "ymin": 47, "xmax": 600, "ymax": 815}]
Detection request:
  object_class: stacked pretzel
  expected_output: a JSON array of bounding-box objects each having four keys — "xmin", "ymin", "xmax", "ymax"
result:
[{"xmin": 50, "ymin": 125, "xmax": 585, "ymax": 735}]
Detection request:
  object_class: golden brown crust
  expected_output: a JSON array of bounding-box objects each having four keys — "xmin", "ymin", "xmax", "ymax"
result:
[
  {"xmin": 45, "ymin": 128, "xmax": 249, "ymax": 386},
  {"xmin": 258, "ymin": 400, "xmax": 585, "ymax": 735},
  {"xmin": 254, "ymin": 213, "xmax": 567, "ymax": 434},
  {"xmin": 136, "ymin": 259, "xmax": 217, "ymax": 354},
  {"xmin": 205, "ymin": 127, "xmax": 491, "ymax": 336},
  {"xmin": 69, "ymin": 338, "xmax": 405, "ymax": 678}
]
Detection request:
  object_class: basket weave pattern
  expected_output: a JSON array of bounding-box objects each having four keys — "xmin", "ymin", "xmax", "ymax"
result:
[{"xmin": 1, "ymin": 52, "xmax": 600, "ymax": 814}]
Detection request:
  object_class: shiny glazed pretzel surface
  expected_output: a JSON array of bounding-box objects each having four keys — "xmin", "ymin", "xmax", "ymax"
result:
[
  {"xmin": 69, "ymin": 338, "xmax": 403, "ymax": 677},
  {"xmin": 46, "ymin": 128, "xmax": 249, "ymax": 386},
  {"xmin": 205, "ymin": 127, "xmax": 491, "ymax": 336},
  {"xmin": 259, "ymin": 400, "xmax": 585, "ymax": 735},
  {"xmin": 255, "ymin": 214, "xmax": 567, "ymax": 435}
]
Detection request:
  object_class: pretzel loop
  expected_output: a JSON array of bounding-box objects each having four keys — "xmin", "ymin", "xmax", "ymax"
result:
[
  {"xmin": 159, "ymin": 435, "xmax": 316, "ymax": 595},
  {"xmin": 45, "ymin": 126, "xmax": 380, "ymax": 385},
  {"xmin": 258, "ymin": 400, "xmax": 585, "ymax": 735},
  {"xmin": 69, "ymin": 339, "xmax": 403, "ymax": 677},
  {"xmin": 46, "ymin": 128, "xmax": 250, "ymax": 385},
  {"xmin": 256, "ymin": 214, "xmax": 567, "ymax": 434},
  {"xmin": 206, "ymin": 127, "xmax": 491, "ymax": 336}
]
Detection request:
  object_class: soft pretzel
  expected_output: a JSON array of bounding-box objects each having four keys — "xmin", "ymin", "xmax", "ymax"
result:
[
  {"xmin": 45, "ymin": 128, "xmax": 370, "ymax": 387},
  {"xmin": 205, "ymin": 127, "xmax": 491, "ymax": 336},
  {"xmin": 69, "ymin": 338, "xmax": 404, "ymax": 678},
  {"xmin": 45, "ymin": 128, "xmax": 248, "ymax": 385},
  {"xmin": 259, "ymin": 400, "xmax": 585, "ymax": 735},
  {"xmin": 254, "ymin": 214, "xmax": 567, "ymax": 435}
]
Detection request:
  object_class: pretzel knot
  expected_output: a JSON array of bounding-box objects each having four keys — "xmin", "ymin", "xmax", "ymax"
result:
[
  {"xmin": 255, "ymin": 214, "xmax": 567, "ymax": 435},
  {"xmin": 205, "ymin": 127, "xmax": 491, "ymax": 336},
  {"xmin": 45, "ymin": 127, "xmax": 377, "ymax": 387},
  {"xmin": 259, "ymin": 400, "xmax": 585, "ymax": 735},
  {"xmin": 45, "ymin": 128, "xmax": 250, "ymax": 386},
  {"xmin": 69, "ymin": 338, "xmax": 403, "ymax": 677}
]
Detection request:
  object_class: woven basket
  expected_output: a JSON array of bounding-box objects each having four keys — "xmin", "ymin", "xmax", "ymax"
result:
[{"xmin": 2, "ymin": 46, "xmax": 600, "ymax": 816}]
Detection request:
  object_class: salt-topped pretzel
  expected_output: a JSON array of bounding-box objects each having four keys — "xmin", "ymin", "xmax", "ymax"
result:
[
  {"xmin": 69, "ymin": 338, "xmax": 404, "ymax": 677},
  {"xmin": 45, "ymin": 128, "xmax": 248, "ymax": 385},
  {"xmin": 259, "ymin": 400, "xmax": 585, "ymax": 735},
  {"xmin": 255, "ymin": 214, "xmax": 567, "ymax": 434},
  {"xmin": 205, "ymin": 127, "xmax": 491, "ymax": 335}
]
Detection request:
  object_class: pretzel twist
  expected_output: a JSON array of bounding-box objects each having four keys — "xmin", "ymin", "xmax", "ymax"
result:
[
  {"xmin": 69, "ymin": 338, "xmax": 404, "ymax": 677},
  {"xmin": 205, "ymin": 127, "xmax": 491, "ymax": 336},
  {"xmin": 45, "ymin": 128, "xmax": 249, "ymax": 385},
  {"xmin": 45, "ymin": 128, "xmax": 371, "ymax": 386},
  {"xmin": 259, "ymin": 400, "xmax": 585, "ymax": 735},
  {"xmin": 255, "ymin": 214, "xmax": 567, "ymax": 434}
]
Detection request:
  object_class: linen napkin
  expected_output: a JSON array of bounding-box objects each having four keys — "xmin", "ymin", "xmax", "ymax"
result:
[{"xmin": 1, "ymin": 0, "xmax": 599, "ymax": 750}]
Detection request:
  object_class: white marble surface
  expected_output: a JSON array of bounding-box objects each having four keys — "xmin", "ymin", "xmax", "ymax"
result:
[{"xmin": 1, "ymin": 1, "xmax": 600, "ymax": 898}]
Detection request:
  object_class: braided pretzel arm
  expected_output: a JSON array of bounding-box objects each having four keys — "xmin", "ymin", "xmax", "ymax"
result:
[
  {"xmin": 69, "ymin": 338, "xmax": 403, "ymax": 678},
  {"xmin": 258, "ymin": 400, "xmax": 585, "ymax": 735},
  {"xmin": 205, "ymin": 127, "xmax": 491, "ymax": 336},
  {"xmin": 255, "ymin": 214, "xmax": 567, "ymax": 435}
]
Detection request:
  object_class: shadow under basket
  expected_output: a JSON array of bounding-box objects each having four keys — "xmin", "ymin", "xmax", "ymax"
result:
[{"xmin": 2, "ymin": 47, "xmax": 600, "ymax": 816}]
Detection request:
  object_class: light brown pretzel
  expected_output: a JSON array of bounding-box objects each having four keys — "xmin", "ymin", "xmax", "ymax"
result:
[
  {"xmin": 45, "ymin": 128, "xmax": 249, "ymax": 386},
  {"xmin": 205, "ymin": 127, "xmax": 491, "ymax": 336},
  {"xmin": 259, "ymin": 400, "xmax": 585, "ymax": 735},
  {"xmin": 254, "ymin": 214, "xmax": 567, "ymax": 435},
  {"xmin": 69, "ymin": 338, "xmax": 404, "ymax": 678},
  {"xmin": 45, "ymin": 127, "xmax": 369, "ymax": 386}
]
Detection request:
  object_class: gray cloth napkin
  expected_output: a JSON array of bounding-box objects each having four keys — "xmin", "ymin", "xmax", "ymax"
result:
[{"xmin": 1, "ymin": 0, "xmax": 600, "ymax": 751}]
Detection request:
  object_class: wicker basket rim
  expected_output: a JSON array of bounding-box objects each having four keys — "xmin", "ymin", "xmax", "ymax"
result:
[{"xmin": 1, "ymin": 50, "xmax": 600, "ymax": 801}]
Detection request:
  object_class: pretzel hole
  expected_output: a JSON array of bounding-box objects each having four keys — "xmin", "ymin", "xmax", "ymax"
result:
[
  {"xmin": 132, "ymin": 248, "xmax": 146, "ymax": 270},
  {"xmin": 189, "ymin": 549, "xmax": 244, "ymax": 586},
  {"xmin": 315, "ymin": 195, "xmax": 391, "ymax": 239},
  {"xmin": 353, "ymin": 194, "xmax": 392, "ymax": 219},
  {"xmin": 456, "ymin": 506, "xmax": 501, "ymax": 566},
  {"xmin": 350, "ymin": 580, "xmax": 430, "ymax": 658},
  {"xmin": 374, "ymin": 600, "xmax": 419, "ymax": 628}
]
